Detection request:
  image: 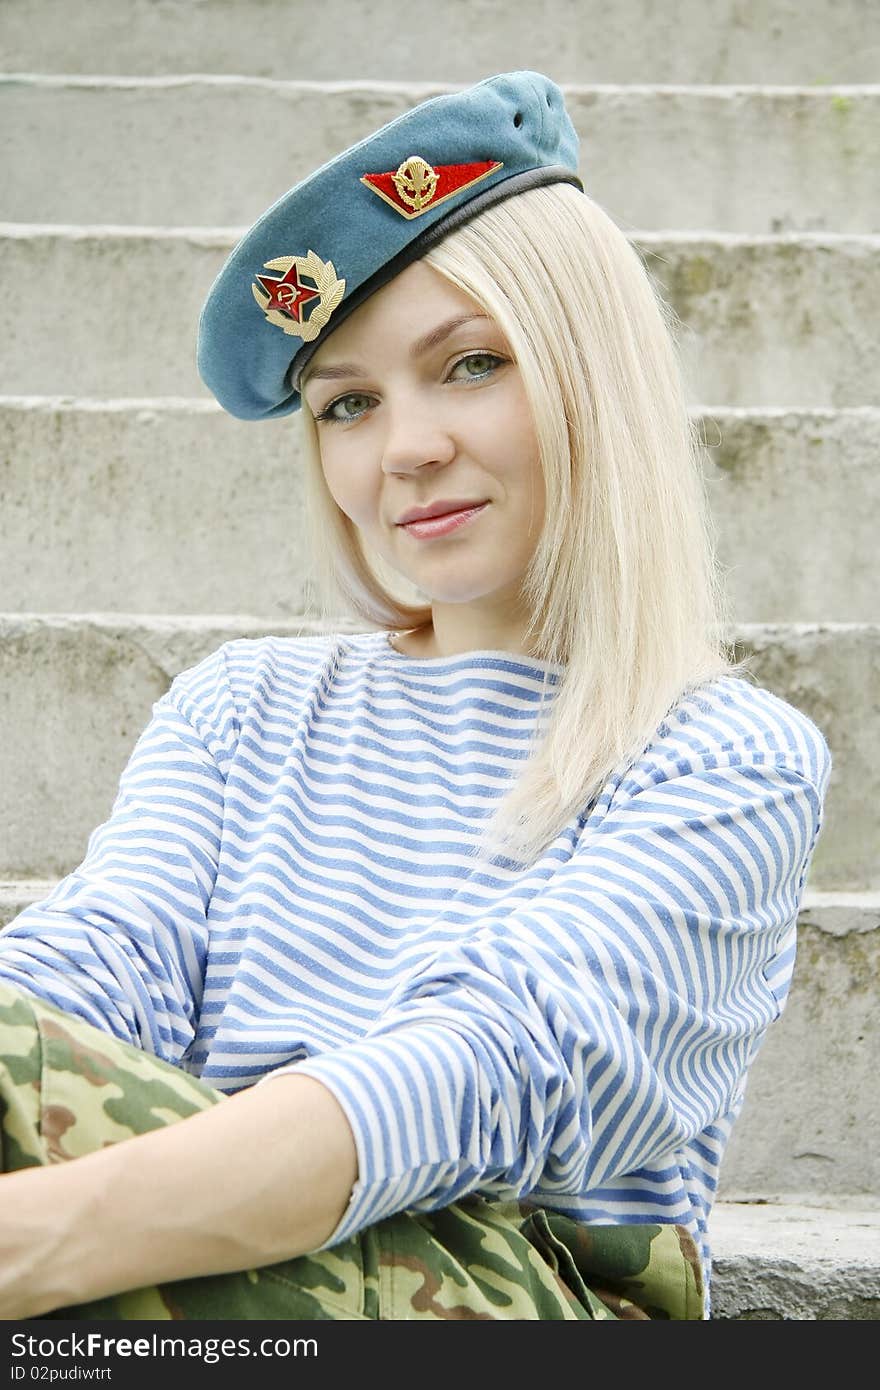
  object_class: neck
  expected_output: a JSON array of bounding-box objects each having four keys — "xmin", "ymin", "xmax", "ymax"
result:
[{"xmin": 396, "ymin": 608, "xmax": 540, "ymax": 661}]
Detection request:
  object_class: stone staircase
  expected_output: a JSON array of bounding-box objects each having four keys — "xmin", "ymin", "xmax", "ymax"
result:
[{"xmin": 1, "ymin": 0, "xmax": 878, "ymax": 1319}]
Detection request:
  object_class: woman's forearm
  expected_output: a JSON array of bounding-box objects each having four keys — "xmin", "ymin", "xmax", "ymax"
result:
[{"xmin": 2, "ymin": 1072, "xmax": 358, "ymax": 1317}]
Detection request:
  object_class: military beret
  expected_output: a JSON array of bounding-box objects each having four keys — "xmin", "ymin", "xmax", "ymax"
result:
[{"xmin": 197, "ymin": 70, "xmax": 582, "ymax": 420}]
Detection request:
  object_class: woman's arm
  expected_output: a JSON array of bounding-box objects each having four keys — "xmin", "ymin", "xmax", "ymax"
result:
[
  {"xmin": 0, "ymin": 1072, "xmax": 357, "ymax": 1320},
  {"xmin": 272, "ymin": 732, "xmax": 832, "ymax": 1243},
  {"xmin": 0, "ymin": 645, "xmax": 235, "ymax": 1059}
]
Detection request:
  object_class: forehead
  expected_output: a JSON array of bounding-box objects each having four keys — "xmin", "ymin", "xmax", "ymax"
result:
[{"xmin": 306, "ymin": 261, "xmax": 489, "ymax": 368}]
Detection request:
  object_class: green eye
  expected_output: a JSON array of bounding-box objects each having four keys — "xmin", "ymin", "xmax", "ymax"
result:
[
  {"xmin": 451, "ymin": 352, "xmax": 504, "ymax": 380},
  {"xmin": 318, "ymin": 393, "xmax": 373, "ymax": 423}
]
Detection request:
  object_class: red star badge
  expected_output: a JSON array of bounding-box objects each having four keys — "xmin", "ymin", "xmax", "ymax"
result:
[{"xmin": 254, "ymin": 263, "xmax": 321, "ymax": 322}]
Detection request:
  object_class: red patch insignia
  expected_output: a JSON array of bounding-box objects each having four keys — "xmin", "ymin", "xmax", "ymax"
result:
[{"xmin": 361, "ymin": 156, "xmax": 503, "ymax": 219}]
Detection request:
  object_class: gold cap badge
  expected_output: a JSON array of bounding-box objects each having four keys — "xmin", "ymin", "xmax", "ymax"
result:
[{"xmin": 252, "ymin": 251, "xmax": 346, "ymax": 340}]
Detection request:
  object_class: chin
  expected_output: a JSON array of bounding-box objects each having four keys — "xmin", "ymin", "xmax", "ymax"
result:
[{"xmin": 421, "ymin": 590, "xmax": 508, "ymax": 608}]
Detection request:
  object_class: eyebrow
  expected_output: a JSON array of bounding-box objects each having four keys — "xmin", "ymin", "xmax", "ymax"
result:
[{"xmin": 302, "ymin": 313, "xmax": 492, "ymax": 385}]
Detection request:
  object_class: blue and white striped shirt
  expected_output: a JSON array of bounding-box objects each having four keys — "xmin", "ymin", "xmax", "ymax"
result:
[{"xmin": 0, "ymin": 629, "xmax": 831, "ymax": 1289}]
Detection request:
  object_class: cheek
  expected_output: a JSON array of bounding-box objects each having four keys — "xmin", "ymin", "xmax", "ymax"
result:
[
  {"xmin": 319, "ymin": 448, "xmax": 376, "ymax": 525},
  {"xmin": 481, "ymin": 385, "xmax": 539, "ymax": 471}
]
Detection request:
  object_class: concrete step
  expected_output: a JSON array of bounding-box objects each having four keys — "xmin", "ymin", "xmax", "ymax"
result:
[
  {"xmin": 0, "ymin": 615, "xmax": 874, "ymax": 887},
  {"xmin": 4, "ymin": 76, "xmax": 878, "ymax": 234},
  {"xmin": 717, "ymin": 892, "xmax": 879, "ymax": 1202},
  {"xmin": 1, "ymin": 0, "xmax": 876, "ymax": 84},
  {"xmin": 1, "ymin": 226, "xmax": 878, "ymax": 407},
  {"xmin": 1, "ymin": 881, "xmax": 61, "ymax": 925},
  {"xmin": 2, "ymin": 398, "xmax": 877, "ymax": 622},
  {"xmin": 708, "ymin": 1203, "xmax": 880, "ymax": 1319},
  {"xmin": 0, "ymin": 398, "xmax": 312, "ymax": 619},
  {"xmin": 0, "ymin": 614, "xmax": 328, "ymax": 880},
  {"xmin": 731, "ymin": 622, "xmax": 878, "ymax": 892},
  {"xmin": 1, "ymin": 875, "xmax": 876, "ymax": 1204}
]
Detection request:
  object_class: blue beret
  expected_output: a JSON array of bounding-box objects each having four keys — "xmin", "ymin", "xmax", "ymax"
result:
[{"xmin": 197, "ymin": 71, "xmax": 582, "ymax": 420}]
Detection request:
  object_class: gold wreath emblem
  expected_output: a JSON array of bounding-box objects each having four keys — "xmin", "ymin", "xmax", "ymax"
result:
[
  {"xmin": 251, "ymin": 250, "xmax": 346, "ymax": 341},
  {"xmin": 392, "ymin": 157, "xmax": 440, "ymax": 213}
]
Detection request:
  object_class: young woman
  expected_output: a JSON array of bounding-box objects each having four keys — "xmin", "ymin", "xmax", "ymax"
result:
[{"xmin": 0, "ymin": 71, "xmax": 831, "ymax": 1320}]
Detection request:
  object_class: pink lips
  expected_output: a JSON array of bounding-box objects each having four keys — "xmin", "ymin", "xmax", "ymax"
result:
[{"xmin": 399, "ymin": 502, "xmax": 489, "ymax": 539}]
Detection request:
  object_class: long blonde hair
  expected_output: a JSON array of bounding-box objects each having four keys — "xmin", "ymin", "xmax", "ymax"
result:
[{"xmin": 299, "ymin": 181, "xmax": 753, "ymax": 865}]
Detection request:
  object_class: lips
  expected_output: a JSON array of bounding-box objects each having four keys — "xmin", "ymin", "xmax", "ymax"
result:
[
  {"xmin": 397, "ymin": 502, "xmax": 489, "ymax": 540},
  {"xmin": 397, "ymin": 499, "xmax": 488, "ymax": 525}
]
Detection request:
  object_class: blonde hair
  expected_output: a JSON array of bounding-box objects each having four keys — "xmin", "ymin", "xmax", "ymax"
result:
[{"xmin": 300, "ymin": 182, "xmax": 753, "ymax": 866}]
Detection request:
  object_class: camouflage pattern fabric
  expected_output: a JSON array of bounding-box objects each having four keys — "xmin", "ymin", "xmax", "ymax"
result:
[{"xmin": 0, "ymin": 982, "xmax": 705, "ymax": 1320}]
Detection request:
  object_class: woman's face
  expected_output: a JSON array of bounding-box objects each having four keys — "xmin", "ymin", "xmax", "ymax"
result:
[{"xmin": 301, "ymin": 261, "xmax": 545, "ymax": 617}]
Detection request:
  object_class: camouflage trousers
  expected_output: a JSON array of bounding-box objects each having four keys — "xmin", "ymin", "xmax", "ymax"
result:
[{"xmin": 0, "ymin": 983, "xmax": 705, "ymax": 1320}]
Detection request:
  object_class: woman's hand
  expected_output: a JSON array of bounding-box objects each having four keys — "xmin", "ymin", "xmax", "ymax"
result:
[{"xmin": 0, "ymin": 1073, "xmax": 358, "ymax": 1318}]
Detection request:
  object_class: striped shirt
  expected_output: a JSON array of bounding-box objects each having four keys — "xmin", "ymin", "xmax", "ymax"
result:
[{"xmin": 0, "ymin": 629, "xmax": 831, "ymax": 1299}]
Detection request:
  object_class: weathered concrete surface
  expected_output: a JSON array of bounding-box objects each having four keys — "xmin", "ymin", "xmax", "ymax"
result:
[
  {"xmin": 3, "ymin": 399, "xmax": 877, "ymax": 621},
  {"xmin": 718, "ymin": 897, "xmax": 880, "ymax": 1199},
  {"xmin": 0, "ymin": 881, "xmax": 57, "ymax": 925},
  {"xmin": 1, "ymin": 0, "xmax": 877, "ymax": 83},
  {"xmin": 640, "ymin": 234, "xmax": 880, "ymax": 409},
  {"xmin": 703, "ymin": 407, "xmax": 880, "ymax": 624},
  {"xmin": 0, "ymin": 614, "xmax": 326, "ymax": 877},
  {"xmin": 733, "ymin": 624, "xmax": 880, "ymax": 891},
  {"xmin": 1, "ymin": 228, "xmax": 878, "ymax": 406},
  {"xmin": 0, "ymin": 618, "xmax": 872, "ymax": 886},
  {"xmin": 0, "ymin": 228, "xmax": 227, "ymax": 401},
  {"xmin": 709, "ymin": 1204, "xmax": 880, "ymax": 1318},
  {"xmin": 0, "ymin": 398, "xmax": 312, "ymax": 616},
  {"xmin": 3, "ymin": 77, "xmax": 878, "ymax": 233}
]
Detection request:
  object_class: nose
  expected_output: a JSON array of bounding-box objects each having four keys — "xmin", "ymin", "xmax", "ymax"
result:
[{"xmin": 380, "ymin": 387, "xmax": 457, "ymax": 475}]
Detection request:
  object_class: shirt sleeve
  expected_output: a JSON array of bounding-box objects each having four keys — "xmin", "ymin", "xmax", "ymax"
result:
[
  {"xmin": 0, "ymin": 645, "xmax": 236, "ymax": 1063},
  {"xmin": 280, "ymin": 738, "xmax": 831, "ymax": 1246}
]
